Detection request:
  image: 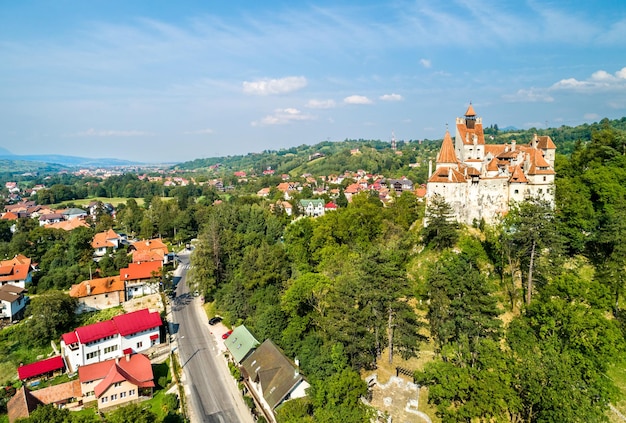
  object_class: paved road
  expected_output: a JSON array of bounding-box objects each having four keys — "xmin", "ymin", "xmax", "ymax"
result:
[{"xmin": 170, "ymin": 250, "xmax": 253, "ymax": 423}]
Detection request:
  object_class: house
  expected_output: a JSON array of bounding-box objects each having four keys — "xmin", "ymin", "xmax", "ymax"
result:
[
  {"xmin": 38, "ymin": 212, "xmax": 64, "ymax": 226},
  {"xmin": 61, "ymin": 208, "xmax": 88, "ymax": 221},
  {"xmin": 426, "ymin": 105, "xmax": 556, "ymax": 225},
  {"xmin": 17, "ymin": 355, "xmax": 66, "ymax": 381},
  {"xmin": 61, "ymin": 308, "xmax": 162, "ymax": 372},
  {"xmin": 45, "ymin": 219, "xmax": 90, "ymax": 231},
  {"xmin": 7, "ymin": 387, "xmax": 43, "ymax": 422},
  {"xmin": 69, "ymin": 276, "xmax": 125, "ymax": 313},
  {"xmin": 8, "ymin": 381, "xmax": 83, "ymax": 421},
  {"xmin": 299, "ymin": 199, "xmax": 325, "ymax": 217},
  {"xmin": 91, "ymin": 229, "xmax": 122, "ymax": 258},
  {"xmin": 324, "ymin": 202, "xmax": 338, "ymax": 212},
  {"xmin": 276, "ymin": 182, "xmax": 298, "ymax": 200},
  {"xmin": 386, "ymin": 178, "xmax": 414, "ymax": 194},
  {"xmin": 120, "ymin": 261, "xmax": 163, "ymax": 299},
  {"xmin": 0, "ymin": 254, "xmax": 35, "ymax": 288},
  {"xmin": 224, "ymin": 325, "xmax": 260, "ymax": 365},
  {"xmin": 241, "ymin": 339, "xmax": 310, "ymax": 423},
  {"xmin": 257, "ymin": 188, "xmax": 271, "ymax": 198},
  {"xmin": 128, "ymin": 238, "xmax": 169, "ymax": 264},
  {"xmin": 0, "ymin": 284, "xmax": 27, "ymax": 322},
  {"xmin": 78, "ymin": 353, "xmax": 154, "ymax": 411}
]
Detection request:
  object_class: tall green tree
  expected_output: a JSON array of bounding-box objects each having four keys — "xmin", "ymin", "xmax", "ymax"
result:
[
  {"xmin": 503, "ymin": 197, "xmax": 562, "ymax": 305},
  {"xmin": 422, "ymin": 194, "xmax": 458, "ymax": 249}
]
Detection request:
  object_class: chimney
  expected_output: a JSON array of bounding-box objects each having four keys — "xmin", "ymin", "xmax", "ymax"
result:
[
  {"xmin": 511, "ymin": 140, "xmax": 516, "ymax": 151},
  {"xmin": 126, "ymin": 353, "xmax": 131, "ymax": 362},
  {"xmin": 448, "ymin": 168, "xmax": 453, "ymax": 181},
  {"xmin": 86, "ymin": 282, "xmax": 91, "ymax": 296},
  {"xmin": 428, "ymin": 160, "xmax": 433, "ymax": 178},
  {"xmin": 115, "ymin": 357, "xmax": 120, "ymax": 364}
]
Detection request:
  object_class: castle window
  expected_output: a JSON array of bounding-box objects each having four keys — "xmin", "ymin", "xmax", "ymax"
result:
[
  {"xmin": 514, "ymin": 189, "xmax": 519, "ymax": 194},
  {"xmin": 538, "ymin": 188, "xmax": 543, "ymax": 193},
  {"xmin": 543, "ymin": 176, "xmax": 546, "ymax": 181}
]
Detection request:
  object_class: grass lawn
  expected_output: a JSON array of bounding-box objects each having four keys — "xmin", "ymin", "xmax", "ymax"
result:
[
  {"xmin": 52, "ymin": 197, "xmax": 145, "ymax": 208},
  {"xmin": 608, "ymin": 357, "xmax": 626, "ymax": 422},
  {"xmin": 0, "ymin": 324, "xmax": 52, "ymax": 385}
]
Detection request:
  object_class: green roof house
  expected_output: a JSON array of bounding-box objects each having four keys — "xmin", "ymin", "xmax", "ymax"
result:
[
  {"xmin": 298, "ymin": 199, "xmax": 325, "ymax": 217},
  {"xmin": 224, "ymin": 325, "xmax": 260, "ymax": 364}
]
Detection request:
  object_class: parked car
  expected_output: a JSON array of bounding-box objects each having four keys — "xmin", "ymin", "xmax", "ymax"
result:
[
  {"xmin": 222, "ymin": 330, "xmax": 233, "ymax": 339},
  {"xmin": 209, "ymin": 316, "xmax": 222, "ymax": 325}
]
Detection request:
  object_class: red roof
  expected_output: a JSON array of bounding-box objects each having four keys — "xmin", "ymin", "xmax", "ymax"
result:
[
  {"xmin": 120, "ymin": 260, "xmax": 162, "ymax": 281},
  {"xmin": 78, "ymin": 354, "xmax": 155, "ymax": 398},
  {"xmin": 76, "ymin": 320, "xmax": 118, "ymax": 344},
  {"xmin": 61, "ymin": 331, "xmax": 78, "ymax": 345},
  {"xmin": 112, "ymin": 309, "xmax": 162, "ymax": 336},
  {"xmin": 62, "ymin": 308, "xmax": 161, "ymax": 346},
  {"xmin": 18, "ymin": 355, "xmax": 65, "ymax": 380}
]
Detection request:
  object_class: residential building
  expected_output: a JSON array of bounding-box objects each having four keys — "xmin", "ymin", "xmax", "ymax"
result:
[
  {"xmin": 78, "ymin": 353, "xmax": 154, "ymax": 411},
  {"xmin": 128, "ymin": 238, "xmax": 169, "ymax": 264},
  {"xmin": 91, "ymin": 229, "xmax": 121, "ymax": 258},
  {"xmin": 224, "ymin": 325, "xmax": 260, "ymax": 364},
  {"xmin": 241, "ymin": 339, "xmax": 310, "ymax": 423},
  {"xmin": 69, "ymin": 276, "xmax": 125, "ymax": 313},
  {"xmin": 427, "ymin": 105, "xmax": 556, "ymax": 225},
  {"xmin": 299, "ymin": 199, "xmax": 325, "ymax": 217},
  {"xmin": 120, "ymin": 261, "xmax": 163, "ymax": 299},
  {"xmin": 0, "ymin": 254, "xmax": 34, "ymax": 289},
  {"xmin": 0, "ymin": 284, "xmax": 27, "ymax": 322},
  {"xmin": 45, "ymin": 219, "xmax": 90, "ymax": 231},
  {"xmin": 61, "ymin": 308, "xmax": 162, "ymax": 372}
]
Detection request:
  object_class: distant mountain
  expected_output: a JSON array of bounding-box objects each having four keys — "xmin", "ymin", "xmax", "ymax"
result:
[{"xmin": 0, "ymin": 149, "xmax": 142, "ymax": 167}]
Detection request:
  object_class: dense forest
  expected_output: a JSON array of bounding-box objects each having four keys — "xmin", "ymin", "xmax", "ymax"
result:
[{"xmin": 184, "ymin": 122, "xmax": 626, "ymax": 422}]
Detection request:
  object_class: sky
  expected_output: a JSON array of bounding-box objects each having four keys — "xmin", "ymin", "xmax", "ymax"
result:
[{"xmin": 1, "ymin": 0, "xmax": 626, "ymax": 164}]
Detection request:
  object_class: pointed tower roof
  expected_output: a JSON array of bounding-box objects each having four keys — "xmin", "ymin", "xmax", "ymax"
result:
[
  {"xmin": 465, "ymin": 103, "xmax": 476, "ymax": 117},
  {"xmin": 436, "ymin": 130, "xmax": 458, "ymax": 165}
]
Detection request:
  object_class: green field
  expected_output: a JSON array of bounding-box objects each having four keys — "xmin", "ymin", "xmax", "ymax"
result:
[{"xmin": 52, "ymin": 197, "xmax": 146, "ymax": 208}]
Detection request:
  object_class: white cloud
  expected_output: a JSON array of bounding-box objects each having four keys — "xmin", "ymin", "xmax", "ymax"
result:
[
  {"xmin": 183, "ymin": 128, "xmax": 214, "ymax": 135},
  {"xmin": 502, "ymin": 88, "xmax": 554, "ymax": 103},
  {"xmin": 305, "ymin": 99, "xmax": 336, "ymax": 109},
  {"xmin": 344, "ymin": 95, "xmax": 373, "ymax": 105},
  {"xmin": 251, "ymin": 108, "xmax": 315, "ymax": 126},
  {"xmin": 379, "ymin": 93, "xmax": 403, "ymax": 102},
  {"xmin": 242, "ymin": 76, "xmax": 307, "ymax": 95},
  {"xmin": 551, "ymin": 67, "xmax": 626, "ymax": 92},
  {"xmin": 420, "ymin": 58, "xmax": 431, "ymax": 68},
  {"xmin": 74, "ymin": 129, "xmax": 152, "ymax": 137}
]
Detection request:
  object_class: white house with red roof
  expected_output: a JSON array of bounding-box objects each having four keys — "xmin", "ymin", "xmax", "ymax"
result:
[
  {"xmin": 61, "ymin": 309, "xmax": 162, "ymax": 373},
  {"xmin": 427, "ymin": 105, "xmax": 556, "ymax": 225},
  {"xmin": 0, "ymin": 255, "xmax": 35, "ymax": 289},
  {"xmin": 120, "ymin": 260, "xmax": 163, "ymax": 299},
  {"xmin": 91, "ymin": 229, "xmax": 121, "ymax": 258},
  {"xmin": 78, "ymin": 353, "xmax": 154, "ymax": 410}
]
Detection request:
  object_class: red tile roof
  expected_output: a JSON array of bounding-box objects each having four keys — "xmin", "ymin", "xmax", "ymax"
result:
[
  {"xmin": 0, "ymin": 255, "xmax": 31, "ymax": 283},
  {"xmin": 61, "ymin": 331, "xmax": 78, "ymax": 345},
  {"xmin": 69, "ymin": 276, "xmax": 124, "ymax": 298},
  {"xmin": 436, "ymin": 130, "xmax": 458, "ymax": 164},
  {"xmin": 91, "ymin": 229, "xmax": 119, "ymax": 249},
  {"xmin": 120, "ymin": 260, "xmax": 162, "ymax": 281},
  {"xmin": 17, "ymin": 355, "xmax": 65, "ymax": 380},
  {"xmin": 113, "ymin": 309, "xmax": 162, "ymax": 336},
  {"xmin": 78, "ymin": 354, "xmax": 154, "ymax": 398},
  {"xmin": 465, "ymin": 103, "xmax": 476, "ymax": 116},
  {"xmin": 428, "ymin": 167, "xmax": 467, "ymax": 183},
  {"xmin": 1, "ymin": 211, "xmax": 18, "ymax": 220},
  {"xmin": 128, "ymin": 238, "xmax": 169, "ymax": 254}
]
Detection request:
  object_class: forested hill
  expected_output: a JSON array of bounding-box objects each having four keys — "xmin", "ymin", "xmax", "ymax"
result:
[{"xmin": 173, "ymin": 116, "xmax": 626, "ymax": 178}]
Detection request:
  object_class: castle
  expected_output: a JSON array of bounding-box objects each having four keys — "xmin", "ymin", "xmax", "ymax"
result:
[{"xmin": 426, "ymin": 105, "xmax": 556, "ymax": 225}]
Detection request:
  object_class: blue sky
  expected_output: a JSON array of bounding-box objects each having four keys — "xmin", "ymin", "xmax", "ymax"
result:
[{"xmin": 1, "ymin": 1, "xmax": 626, "ymax": 163}]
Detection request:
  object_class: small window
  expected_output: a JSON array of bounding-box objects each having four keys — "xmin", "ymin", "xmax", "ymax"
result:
[
  {"xmin": 137, "ymin": 341, "xmax": 143, "ymax": 349},
  {"xmin": 543, "ymin": 176, "xmax": 547, "ymax": 182},
  {"xmin": 514, "ymin": 189, "xmax": 519, "ymax": 194}
]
